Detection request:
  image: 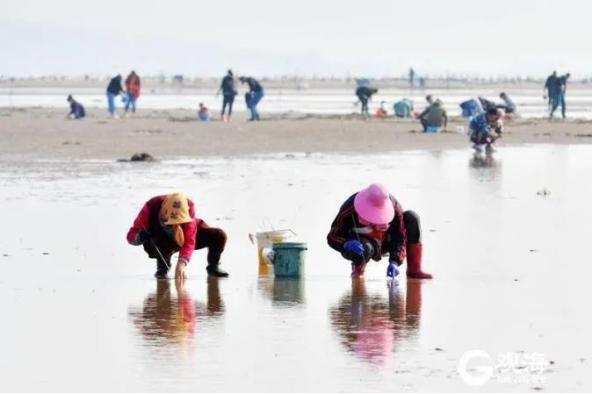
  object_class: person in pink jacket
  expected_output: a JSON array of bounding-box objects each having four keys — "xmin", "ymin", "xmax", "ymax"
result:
[{"xmin": 127, "ymin": 193, "xmax": 229, "ymax": 279}]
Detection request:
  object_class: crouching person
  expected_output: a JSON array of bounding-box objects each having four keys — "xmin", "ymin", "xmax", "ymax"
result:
[
  {"xmin": 127, "ymin": 192, "xmax": 229, "ymax": 279},
  {"xmin": 469, "ymin": 107, "xmax": 503, "ymax": 154},
  {"xmin": 327, "ymin": 183, "xmax": 432, "ymax": 279}
]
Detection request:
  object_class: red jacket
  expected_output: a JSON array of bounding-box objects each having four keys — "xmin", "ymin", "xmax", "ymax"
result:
[
  {"xmin": 127, "ymin": 195, "xmax": 204, "ymax": 262},
  {"xmin": 125, "ymin": 74, "xmax": 141, "ymax": 98}
]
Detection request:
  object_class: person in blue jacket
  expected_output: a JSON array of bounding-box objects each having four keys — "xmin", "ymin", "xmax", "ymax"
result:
[{"xmin": 469, "ymin": 107, "xmax": 503, "ymax": 153}]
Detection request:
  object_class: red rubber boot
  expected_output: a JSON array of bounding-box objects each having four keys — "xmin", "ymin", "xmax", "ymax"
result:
[
  {"xmin": 351, "ymin": 262, "xmax": 367, "ymax": 278},
  {"xmin": 406, "ymin": 243, "xmax": 433, "ymax": 279}
]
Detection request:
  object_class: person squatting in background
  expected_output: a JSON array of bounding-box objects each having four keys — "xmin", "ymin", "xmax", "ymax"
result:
[
  {"xmin": 355, "ymin": 86, "xmax": 378, "ymax": 117},
  {"xmin": 198, "ymin": 103, "xmax": 210, "ymax": 121},
  {"xmin": 67, "ymin": 95, "xmax": 85, "ymax": 119},
  {"xmin": 375, "ymin": 101, "xmax": 388, "ymax": 118},
  {"xmin": 126, "ymin": 193, "xmax": 229, "ymax": 279},
  {"xmin": 418, "ymin": 99, "xmax": 447, "ymax": 132},
  {"xmin": 239, "ymin": 76, "xmax": 264, "ymax": 121},
  {"xmin": 327, "ymin": 183, "xmax": 433, "ymax": 279},
  {"xmin": 393, "ymin": 98, "xmax": 413, "ymax": 118},
  {"xmin": 125, "ymin": 70, "xmax": 141, "ymax": 114},
  {"xmin": 469, "ymin": 107, "xmax": 503, "ymax": 154},
  {"xmin": 218, "ymin": 69, "xmax": 237, "ymax": 122}
]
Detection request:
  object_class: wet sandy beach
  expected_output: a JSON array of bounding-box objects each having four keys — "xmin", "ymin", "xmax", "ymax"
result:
[
  {"xmin": 2, "ymin": 108, "xmax": 592, "ymax": 161},
  {"xmin": 0, "ymin": 146, "xmax": 591, "ymax": 391}
]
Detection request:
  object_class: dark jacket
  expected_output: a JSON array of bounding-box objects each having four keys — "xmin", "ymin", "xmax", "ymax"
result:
[
  {"xmin": 221, "ymin": 75, "xmax": 237, "ymax": 96},
  {"xmin": 69, "ymin": 100, "xmax": 85, "ymax": 118},
  {"xmin": 420, "ymin": 101, "xmax": 447, "ymax": 127},
  {"xmin": 355, "ymin": 86, "xmax": 376, "ymax": 99},
  {"xmin": 244, "ymin": 77, "xmax": 263, "ymax": 93},
  {"xmin": 545, "ymin": 74, "xmax": 559, "ymax": 96},
  {"xmin": 327, "ymin": 193, "xmax": 407, "ymax": 264},
  {"xmin": 106, "ymin": 76, "xmax": 124, "ymax": 95}
]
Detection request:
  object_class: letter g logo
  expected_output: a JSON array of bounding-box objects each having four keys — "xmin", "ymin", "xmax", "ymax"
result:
[{"xmin": 458, "ymin": 349, "xmax": 494, "ymax": 386}]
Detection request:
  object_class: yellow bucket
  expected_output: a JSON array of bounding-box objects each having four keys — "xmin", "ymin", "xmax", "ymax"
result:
[{"xmin": 252, "ymin": 229, "xmax": 296, "ymax": 266}]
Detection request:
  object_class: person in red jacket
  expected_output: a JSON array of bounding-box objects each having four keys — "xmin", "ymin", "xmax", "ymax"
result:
[
  {"xmin": 327, "ymin": 183, "xmax": 432, "ymax": 279},
  {"xmin": 125, "ymin": 70, "xmax": 141, "ymax": 114},
  {"xmin": 127, "ymin": 192, "xmax": 229, "ymax": 279}
]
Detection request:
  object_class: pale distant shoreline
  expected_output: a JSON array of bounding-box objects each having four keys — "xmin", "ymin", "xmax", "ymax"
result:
[{"xmin": 1, "ymin": 75, "xmax": 587, "ymax": 90}]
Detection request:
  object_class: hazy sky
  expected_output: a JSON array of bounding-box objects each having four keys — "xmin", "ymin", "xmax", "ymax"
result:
[{"xmin": 2, "ymin": 0, "xmax": 591, "ymax": 78}]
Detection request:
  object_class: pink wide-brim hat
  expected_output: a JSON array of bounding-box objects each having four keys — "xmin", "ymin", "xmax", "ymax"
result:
[{"xmin": 353, "ymin": 183, "xmax": 395, "ymax": 225}]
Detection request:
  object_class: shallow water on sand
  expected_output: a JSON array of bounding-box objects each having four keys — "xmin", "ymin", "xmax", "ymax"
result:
[
  {"xmin": 0, "ymin": 145, "xmax": 591, "ymax": 392},
  {"xmin": 3, "ymin": 87, "xmax": 592, "ymax": 118}
]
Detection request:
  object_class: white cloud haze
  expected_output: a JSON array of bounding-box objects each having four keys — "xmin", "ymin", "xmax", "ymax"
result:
[{"xmin": 1, "ymin": 0, "xmax": 590, "ymax": 78}]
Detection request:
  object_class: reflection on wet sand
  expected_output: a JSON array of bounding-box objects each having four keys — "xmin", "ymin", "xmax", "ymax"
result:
[
  {"xmin": 128, "ymin": 277, "xmax": 224, "ymax": 346},
  {"xmin": 469, "ymin": 152, "xmax": 497, "ymax": 169},
  {"xmin": 258, "ymin": 266, "xmax": 306, "ymax": 306},
  {"xmin": 329, "ymin": 279, "xmax": 423, "ymax": 365}
]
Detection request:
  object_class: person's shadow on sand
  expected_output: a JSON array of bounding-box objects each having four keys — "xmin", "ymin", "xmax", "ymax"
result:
[
  {"xmin": 328, "ymin": 279, "xmax": 423, "ymax": 365},
  {"xmin": 128, "ymin": 277, "xmax": 225, "ymax": 346}
]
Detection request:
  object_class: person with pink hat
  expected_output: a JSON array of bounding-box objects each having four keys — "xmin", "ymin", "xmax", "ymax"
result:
[{"xmin": 327, "ymin": 183, "xmax": 432, "ymax": 279}]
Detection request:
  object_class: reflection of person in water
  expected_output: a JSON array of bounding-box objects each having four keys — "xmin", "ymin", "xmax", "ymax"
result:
[
  {"xmin": 128, "ymin": 278, "xmax": 224, "ymax": 345},
  {"xmin": 329, "ymin": 279, "xmax": 423, "ymax": 364},
  {"xmin": 470, "ymin": 152, "xmax": 497, "ymax": 168}
]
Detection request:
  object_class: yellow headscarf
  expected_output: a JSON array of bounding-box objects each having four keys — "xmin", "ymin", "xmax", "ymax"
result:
[{"xmin": 159, "ymin": 193, "xmax": 192, "ymax": 247}]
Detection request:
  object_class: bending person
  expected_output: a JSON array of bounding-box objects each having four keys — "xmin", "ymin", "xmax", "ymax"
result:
[
  {"xmin": 355, "ymin": 86, "xmax": 378, "ymax": 117},
  {"xmin": 327, "ymin": 183, "xmax": 432, "ymax": 279},
  {"xmin": 127, "ymin": 192, "xmax": 229, "ymax": 279},
  {"xmin": 469, "ymin": 107, "xmax": 503, "ymax": 154},
  {"xmin": 239, "ymin": 76, "xmax": 264, "ymax": 121}
]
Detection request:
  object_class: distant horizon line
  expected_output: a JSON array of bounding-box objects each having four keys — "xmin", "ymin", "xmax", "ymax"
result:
[{"xmin": 0, "ymin": 72, "xmax": 582, "ymax": 82}]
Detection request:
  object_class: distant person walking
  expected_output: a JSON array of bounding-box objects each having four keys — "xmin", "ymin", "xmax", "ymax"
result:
[
  {"xmin": 355, "ymin": 86, "xmax": 378, "ymax": 117},
  {"xmin": 218, "ymin": 69, "xmax": 237, "ymax": 122},
  {"xmin": 106, "ymin": 74, "xmax": 124, "ymax": 118},
  {"xmin": 124, "ymin": 71, "xmax": 141, "ymax": 114},
  {"xmin": 66, "ymin": 95, "xmax": 85, "ymax": 119},
  {"xmin": 409, "ymin": 68, "xmax": 415, "ymax": 87},
  {"xmin": 550, "ymin": 73, "xmax": 570, "ymax": 119},
  {"xmin": 239, "ymin": 76, "xmax": 264, "ymax": 121},
  {"xmin": 543, "ymin": 71, "xmax": 558, "ymax": 108}
]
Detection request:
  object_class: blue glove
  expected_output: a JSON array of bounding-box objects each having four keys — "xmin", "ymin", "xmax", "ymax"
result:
[
  {"xmin": 387, "ymin": 261, "xmax": 400, "ymax": 278},
  {"xmin": 344, "ymin": 240, "xmax": 364, "ymax": 256}
]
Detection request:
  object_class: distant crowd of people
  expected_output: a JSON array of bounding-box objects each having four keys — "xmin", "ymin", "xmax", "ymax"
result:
[
  {"xmin": 67, "ymin": 69, "xmax": 267, "ymax": 123},
  {"xmin": 66, "ymin": 69, "xmax": 570, "ymax": 139}
]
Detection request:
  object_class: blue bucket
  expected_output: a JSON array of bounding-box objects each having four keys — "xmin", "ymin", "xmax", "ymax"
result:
[
  {"xmin": 272, "ymin": 242, "xmax": 307, "ymax": 278},
  {"xmin": 426, "ymin": 126, "xmax": 440, "ymax": 133}
]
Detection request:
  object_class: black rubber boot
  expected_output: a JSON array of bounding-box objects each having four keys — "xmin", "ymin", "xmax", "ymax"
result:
[
  {"xmin": 206, "ymin": 264, "xmax": 229, "ymax": 278},
  {"xmin": 154, "ymin": 258, "xmax": 171, "ymax": 279}
]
